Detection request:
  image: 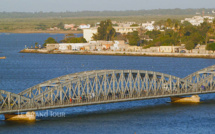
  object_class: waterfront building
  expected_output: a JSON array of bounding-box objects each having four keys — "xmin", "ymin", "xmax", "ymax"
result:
[
  {"xmin": 102, "ymin": 44, "xmax": 112, "ymax": 50},
  {"xmin": 193, "ymin": 45, "xmax": 207, "ymax": 54},
  {"xmin": 46, "ymin": 43, "xmax": 60, "ymax": 50},
  {"xmin": 127, "ymin": 46, "xmax": 143, "ymax": 52},
  {"xmin": 83, "ymin": 28, "xmax": 98, "ymax": 42},
  {"xmin": 147, "ymin": 47, "xmax": 159, "ymax": 52},
  {"xmin": 83, "ymin": 26, "xmax": 140, "ymax": 42},
  {"xmin": 110, "ymin": 40, "xmax": 128, "ymax": 51},
  {"xmin": 59, "ymin": 43, "xmax": 89, "ymax": 51},
  {"xmin": 159, "ymin": 46, "xmax": 180, "ymax": 53},
  {"xmin": 59, "ymin": 43, "xmax": 70, "ymax": 50}
]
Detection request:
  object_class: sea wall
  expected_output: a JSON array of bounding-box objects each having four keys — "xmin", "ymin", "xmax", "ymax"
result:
[{"xmin": 20, "ymin": 49, "xmax": 215, "ymax": 59}]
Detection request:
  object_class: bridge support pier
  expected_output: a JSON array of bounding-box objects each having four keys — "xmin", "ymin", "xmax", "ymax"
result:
[
  {"xmin": 170, "ymin": 95, "xmax": 200, "ymax": 103},
  {"xmin": 4, "ymin": 111, "xmax": 36, "ymax": 121}
]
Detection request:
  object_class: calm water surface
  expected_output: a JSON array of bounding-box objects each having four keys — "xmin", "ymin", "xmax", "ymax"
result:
[{"xmin": 0, "ymin": 33, "xmax": 215, "ymax": 134}]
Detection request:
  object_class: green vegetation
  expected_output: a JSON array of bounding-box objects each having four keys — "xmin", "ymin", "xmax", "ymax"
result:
[
  {"xmin": 56, "ymin": 22, "xmax": 64, "ymax": 29},
  {"xmin": 61, "ymin": 34, "xmax": 87, "ymax": 43},
  {"xmin": 43, "ymin": 37, "xmax": 57, "ymax": 47},
  {"xmin": 206, "ymin": 43, "xmax": 215, "ymax": 51},
  {"xmin": 35, "ymin": 23, "xmax": 48, "ymax": 30},
  {"xmin": 143, "ymin": 18, "xmax": 215, "ymax": 48},
  {"xmin": 0, "ymin": 9, "xmax": 214, "ymax": 18},
  {"xmin": 0, "ymin": 15, "xmax": 199, "ymax": 32},
  {"xmin": 91, "ymin": 18, "xmax": 215, "ymax": 47},
  {"xmin": 127, "ymin": 31, "xmax": 140, "ymax": 46},
  {"xmin": 93, "ymin": 19, "xmax": 116, "ymax": 41},
  {"xmin": 185, "ymin": 41, "xmax": 195, "ymax": 50},
  {"xmin": 130, "ymin": 24, "xmax": 139, "ymax": 27},
  {"xmin": 0, "ymin": 8, "xmax": 215, "ymax": 33}
]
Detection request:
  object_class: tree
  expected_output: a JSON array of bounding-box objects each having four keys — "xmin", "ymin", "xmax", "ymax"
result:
[
  {"xmin": 61, "ymin": 37, "xmax": 87, "ymax": 43},
  {"xmin": 127, "ymin": 31, "xmax": 140, "ymax": 46},
  {"xmin": 64, "ymin": 33, "xmax": 75, "ymax": 39},
  {"xmin": 166, "ymin": 18, "xmax": 172, "ymax": 28},
  {"xmin": 93, "ymin": 19, "xmax": 116, "ymax": 41},
  {"xmin": 178, "ymin": 26, "xmax": 184, "ymax": 38},
  {"xmin": 130, "ymin": 24, "xmax": 139, "ymax": 27},
  {"xmin": 61, "ymin": 34, "xmax": 87, "ymax": 43},
  {"xmin": 190, "ymin": 32, "xmax": 203, "ymax": 45},
  {"xmin": 185, "ymin": 41, "xmax": 195, "ymax": 51},
  {"xmin": 199, "ymin": 21, "xmax": 211, "ymax": 45},
  {"xmin": 43, "ymin": 37, "xmax": 57, "ymax": 47},
  {"xmin": 35, "ymin": 42, "xmax": 38, "ymax": 48},
  {"xmin": 206, "ymin": 43, "xmax": 215, "ymax": 52},
  {"xmin": 154, "ymin": 20, "xmax": 165, "ymax": 30},
  {"xmin": 114, "ymin": 33, "xmax": 127, "ymax": 41},
  {"xmin": 57, "ymin": 22, "xmax": 64, "ymax": 29},
  {"xmin": 35, "ymin": 23, "xmax": 47, "ymax": 30}
]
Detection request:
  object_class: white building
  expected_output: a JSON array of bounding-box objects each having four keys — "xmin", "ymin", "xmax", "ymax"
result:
[
  {"xmin": 59, "ymin": 43, "xmax": 89, "ymax": 51},
  {"xmin": 59, "ymin": 43, "xmax": 70, "ymax": 50},
  {"xmin": 145, "ymin": 25, "xmax": 155, "ymax": 31},
  {"xmin": 64, "ymin": 24, "xmax": 75, "ymax": 29},
  {"xmin": 83, "ymin": 26, "xmax": 140, "ymax": 42},
  {"xmin": 83, "ymin": 28, "xmax": 98, "ymax": 42},
  {"xmin": 141, "ymin": 21, "xmax": 155, "ymax": 31},
  {"xmin": 110, "ymin": 40, "xmax": 128, "ymax": 51},
  {"xmin": 181, "ymin": 16, "xmax": 214, "ymax": 26},
  {"xmin": 117, "ymin": 22, "xmax": 136, "ymax": 27},
  {"xmin": 111, "ymin": 41, "xmax": 120, "ymax": 51},
  {"xmin": 113, "ymin": 26, "xmax": 140, "ymax": 34},
  {"xmin": 79, "ymin": 24, "xmax": 91, "ymax": 29}
]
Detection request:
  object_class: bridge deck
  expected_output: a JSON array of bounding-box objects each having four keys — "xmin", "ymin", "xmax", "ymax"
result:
[
  {"xmin": 1, "ymin": 66, "xmax": 215, "ymax": 114},
  {"xmin": 1, "ymin": 87, "xmax": 214, "ymax": 114}
]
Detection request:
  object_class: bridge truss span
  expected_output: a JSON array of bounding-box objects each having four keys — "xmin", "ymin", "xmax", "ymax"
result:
[{"xmin": 0, "ymin": 66, "xmax": 215, "ymax": 114}]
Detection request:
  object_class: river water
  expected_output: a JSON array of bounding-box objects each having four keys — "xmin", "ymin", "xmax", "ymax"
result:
[{"xmin": 0, "ymin": 33, "xmax": 215, "ymax": 133}]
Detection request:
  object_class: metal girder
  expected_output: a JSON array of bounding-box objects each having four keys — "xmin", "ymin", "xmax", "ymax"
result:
[
  {"xmin": 0, "ymin": 90, "xmax": 30, "ymax": 111},
  {"xmin": 183, "ymin": 65, "xmax": 215, "ymax": 83},
  {"xmin": 0, "ymin": 66, "xmax": 215, "ymax": 114}
]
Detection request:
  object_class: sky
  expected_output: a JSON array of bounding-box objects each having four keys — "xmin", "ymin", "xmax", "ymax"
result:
[{"xmin": 1, "ymin": 0, "xmax": 215, "ymax": 12}]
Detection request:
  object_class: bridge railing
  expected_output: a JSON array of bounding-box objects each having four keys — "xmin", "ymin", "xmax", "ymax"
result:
[
  {"xmin": 0, "ymin": 68, "xmax": 214, "ymax": 114},
  {"xmin": 22, "ymin": 71, "xmax": 195, "ymax": 109},
  {"xmin": 0, "ymin": 90, "xmax": 30, "ymax": 111},
  {"xmin": 18, "ymin": 70, "xmax": 109, "ymax": 99},
  {"xmin": 183, "ymin": 65, "xmax": 215, "ymax": 83}
]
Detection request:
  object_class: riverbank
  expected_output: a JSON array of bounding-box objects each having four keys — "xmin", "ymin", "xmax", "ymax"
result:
[
  {"xmin": 20, "ymin": 49, "xmax": 215, "ymax": 59},
  {"xmin": 0, "ymin": 30, "xmax": 82, "ymax": 34}
]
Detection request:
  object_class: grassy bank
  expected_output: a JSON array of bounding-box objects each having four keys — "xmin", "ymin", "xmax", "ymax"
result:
[{"xmin": 0, "ymin": 15, "xmax": 195, "ymax": 33}]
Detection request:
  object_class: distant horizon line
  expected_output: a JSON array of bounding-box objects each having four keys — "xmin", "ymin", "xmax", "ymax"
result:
[{"xmin": 1, "ymin": 8, "xmax": 215, "ymax": 13}]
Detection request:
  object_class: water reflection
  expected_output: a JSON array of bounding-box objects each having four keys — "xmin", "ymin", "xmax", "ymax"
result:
[{"xmin": 0, "ymin": 33, "xmax": 215, "ymax": 133}]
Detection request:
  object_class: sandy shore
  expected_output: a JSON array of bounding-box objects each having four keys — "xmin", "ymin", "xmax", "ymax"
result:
[{"xmin": 20, "ymin": 49, "xmax": 215, "ymax": 59}]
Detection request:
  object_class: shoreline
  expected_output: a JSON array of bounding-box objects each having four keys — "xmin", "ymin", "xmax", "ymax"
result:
[
  {"xmin": 0, "ymin": 30, "xmax": 83, "ymax": 34},
  {"xmin": 20, "ymin": 49, "xmax": 215, "ymax": 59}
]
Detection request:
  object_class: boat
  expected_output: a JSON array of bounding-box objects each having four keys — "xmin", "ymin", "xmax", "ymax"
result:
[
  {"xmin": 4, "ymin": 111, "xmax": 36, "ymax": 121},
  {"xmin": 0, "ymin": 56, "xmax": 6, "ymax": 59},
  {"xmin": 170, "ymin": 95, "xmax": 200, "ymax": 103}
]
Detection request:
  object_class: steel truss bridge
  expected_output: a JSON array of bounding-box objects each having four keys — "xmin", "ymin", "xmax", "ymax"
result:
[{"xmin": 0, "ymin": 65, "xmax": 215, "ymax": 114}]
